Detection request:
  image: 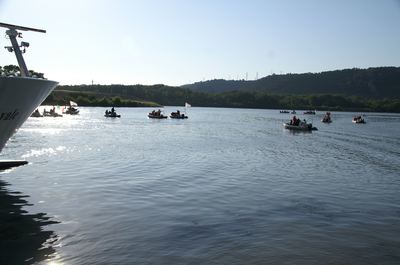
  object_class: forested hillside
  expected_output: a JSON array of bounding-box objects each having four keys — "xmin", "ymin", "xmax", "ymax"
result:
[{"xmin": 183, "ymin": 67, "xmax": 400, "ymax": 98}]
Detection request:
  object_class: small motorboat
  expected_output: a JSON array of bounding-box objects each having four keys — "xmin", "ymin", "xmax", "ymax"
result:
[
  {"xmin": 63, "ymin": 101, "xmax": 79, "ymax": 115},
  {"xmin": 291, "ymin": 110, "xmax": 296, "ymax": 114},
  {"xmin": 352, "ymin": 116, "xmax": 365, "ymax": 124},
  {"xmin": 284, "ymin": 116, "xmax": 317, "ymax": 131},
  {"xmin": 170, "ymin": 114, "xmax": 188, "ymax": 119},
  {"xmin": 304, "ymin": 110, "xmax": 316, "ymax": 115},
  {"xmin": 64, "ymin": 106, "xmax": 79, "ymax": 115},
  {"xmin": 280, "ymin": 110, "xmax": 290, "ymax": 114},
  {"xmin": 148, "ymin": 109, "xmax": 167, "ymax": 119},
  {"xmin": 284, "ymin": 122, "xmax": 317, "ymax": 131},
  {"xmin": 105, "ymin": 112, "xmax": 121, "ymax": 118},
  {"xmin": 148, "ymin": 113, "xmax": 167, "ymax": 119},
  {"xmin": 43, "ymin": 108, "xmax": 63, "ymax": 117},
  {"xmin": 170, "ymin": 110, "xmax": 188, "ymax": 119},
  {"xmin": 321, "ymin": 112, "xmax": 332, "ymax": 123},
  {"xmin": 105, "ymin": 108, "xmax": 120, "ymax": 118}
]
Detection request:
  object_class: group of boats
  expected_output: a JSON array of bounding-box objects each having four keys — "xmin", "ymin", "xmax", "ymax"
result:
[
  {"xmin": 148, "ymin": 109, "xmax": 188, "ymax": 119},
  {"xmin": 148, "ymin": 103, "xmax": 191, "ymax": 119},
  {"xmin": 281, "ymin": 110, "xmax": 366, "ymax": 131},
  {"xmin": 29, "ymin": 107, "xmax": 118, "ymax": 119},
  {"xmin": 31, "ymin": 102, "xmax": 79, "ymax": 118},
  {"xmin": 103, "ymin": 108, "xmax": 190, "ymax": 119},
  {"xmin": 30, "ymin": 106, "xmax": 190, "ymax": 120}
]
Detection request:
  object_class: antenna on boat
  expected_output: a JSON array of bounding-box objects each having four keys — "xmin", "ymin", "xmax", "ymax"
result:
[{"xmin": 0, "ymin": 22, "xmax": 46, "ymax": 77}]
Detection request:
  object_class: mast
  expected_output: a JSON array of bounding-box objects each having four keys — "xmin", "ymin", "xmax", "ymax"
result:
[{"xmin": 0, "ymin": 22, "xmax": 46, "ymax": 77}]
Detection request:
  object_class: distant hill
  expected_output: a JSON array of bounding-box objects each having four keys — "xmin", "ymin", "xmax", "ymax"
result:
[
  {"xmin": 182, "ymin": 67, "xmax": 400, "ymax": 98},
  {"xmin": 182, "ymin": 79, "xmax": 250, "ymax": 93}
]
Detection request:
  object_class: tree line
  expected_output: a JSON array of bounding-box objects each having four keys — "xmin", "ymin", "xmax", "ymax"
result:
[{"xmin": 46, "ymin": 84, "xmax": 400, "ymax": 112}]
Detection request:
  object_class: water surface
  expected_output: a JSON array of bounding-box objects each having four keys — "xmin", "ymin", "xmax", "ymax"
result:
[{"xmin": 1, "ymin": 108, "xmax": 400, "ymax": 264}]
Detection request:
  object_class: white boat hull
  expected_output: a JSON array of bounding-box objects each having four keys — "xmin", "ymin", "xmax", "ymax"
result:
[{"xmin": 0, "ymin": 77, "xmax": 58, "ymax": 153}]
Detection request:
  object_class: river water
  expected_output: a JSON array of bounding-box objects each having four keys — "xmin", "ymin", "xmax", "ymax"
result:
[{"xmin": 1, "ymin": 107, "xmax": 400, "ymax": 264}]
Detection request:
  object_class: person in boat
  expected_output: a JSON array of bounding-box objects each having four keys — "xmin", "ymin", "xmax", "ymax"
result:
[
  {"xmin": 32, "ymin": 109, "xmax": 42, "ymax": 117},
  {"xmin": 111, "ymin": 107, "xmax": 115, "ymax": 114},
  {"xmin": 156, "ymin": 109, "xmax": 161, "ymax": 116},
  {"xmin": 323, "ymin": 112, "xmax": 331, "ymax": 122},
  {"xmin": 171, "ymin": 110, "xmax": 181, "ymax": 118},
  {"xmin": 291, "ymin": 116, "xmax": 299, "ymax": 126},
  {"xmin": 105, "ymin": 110, "xmax": 109, "ymax": 115}
]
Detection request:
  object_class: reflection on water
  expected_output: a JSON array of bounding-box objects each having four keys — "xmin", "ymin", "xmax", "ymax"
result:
[
  {"xmin": 0, "ymin": 178, "xmax": 59, "ymax": 264},
  {"xmin": 21, "ymin": 146, "xmax": 67, "ymax": 159}
]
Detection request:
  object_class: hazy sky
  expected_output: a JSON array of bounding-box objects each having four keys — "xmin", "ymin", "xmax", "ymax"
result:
[{"xmin": 1, "ymin": 0, "xmax": 399, "ymax": 85}]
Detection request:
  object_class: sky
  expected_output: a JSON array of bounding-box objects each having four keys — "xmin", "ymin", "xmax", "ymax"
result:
[{"xmin": 0, "ymin": 0, "xmax": 400, "ymax": 86}]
